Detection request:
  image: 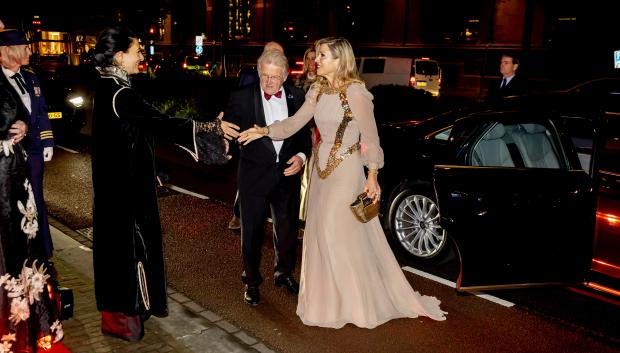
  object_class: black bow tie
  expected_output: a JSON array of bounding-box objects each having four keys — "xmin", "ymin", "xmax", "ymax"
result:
[
  {"xmin": 264, "ymin": 91, "xmax": 282, "ymax": 100},
  {"xmin": 11, "ymin": 72, "xmax": 28, "ymax": 95}
]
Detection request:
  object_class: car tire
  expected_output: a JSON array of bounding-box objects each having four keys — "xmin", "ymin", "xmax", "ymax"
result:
[{"xmin": 386, "ymin": 186, "xmax": 449, "ymax": 263}]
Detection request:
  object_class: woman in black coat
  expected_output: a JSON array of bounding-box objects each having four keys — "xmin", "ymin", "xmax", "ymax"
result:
[{"xmin": 91, "ymin": 26, "xmax": 238, "ymax": 341}]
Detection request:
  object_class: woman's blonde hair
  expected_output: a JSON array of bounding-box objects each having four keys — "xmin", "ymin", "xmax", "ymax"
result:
[
  {"xmin": 302, "ymin": 47, "xmax": 315, "ymax": 76},
  {"xmin": 314, "ymin": 37, "xmax": 363, "ymax": 89}
]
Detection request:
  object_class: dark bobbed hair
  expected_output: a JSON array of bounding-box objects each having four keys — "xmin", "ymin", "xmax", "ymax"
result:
[{"xmin": 94, "ymin": 26, "xmax": 137, "ymax": 67}]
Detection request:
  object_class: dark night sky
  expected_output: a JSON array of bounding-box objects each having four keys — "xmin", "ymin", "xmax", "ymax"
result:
[{"xmin": 3, "ymin": 1, "xmax": 166, "ymax": 31}]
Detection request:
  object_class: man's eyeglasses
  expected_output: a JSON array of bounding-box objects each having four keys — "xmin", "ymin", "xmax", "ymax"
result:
[{"xmin": 260, "ymin": 73, "xmax": 283, "ymax": 82}]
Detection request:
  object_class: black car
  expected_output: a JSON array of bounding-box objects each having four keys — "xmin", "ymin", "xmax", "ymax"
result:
[
  {"xmin": 378, "ymin": 86, "xmax": 620, "ymax": 298},
  {"xmin": 36, "ymin": 65, "xmax": 96, "ymax": 145}
]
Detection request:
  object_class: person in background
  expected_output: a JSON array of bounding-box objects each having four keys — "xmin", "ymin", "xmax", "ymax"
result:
[
  {"xmin": 0, "ymin": 26, "xmax": 55, "ymax": 259},
  {"xmin": 239, "ymin": 37, "xmax": 447, "ymax": 328},
  {"xmin": 237, "ymin": 41, "xmax": 284, "ymax": 88},
  {"xmin": 224, "ymin": 49, "xmax": 310, "ymax": 306},
  {"xmin": 228, "ymin": 41, "xmax": 286, "ymax": 230},
  {"xmin": 486, "ymin": 53, "xmax": 527, "ymax": 103},
  {"xmin": 91, "ymin": 26, "xmax": 238, "ymax": 341},
  {"xmin": 0, "ymin": 27, "xmax": 66, "ymax": 352},
  {"xmin": 294, "ymin": 47, "xmax": 317, "ymax": 92}
]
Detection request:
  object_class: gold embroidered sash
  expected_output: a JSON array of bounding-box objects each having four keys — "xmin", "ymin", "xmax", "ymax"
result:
[{"xmin": 314, "ymin": 87, "xmax": 360, "ymax": 179}]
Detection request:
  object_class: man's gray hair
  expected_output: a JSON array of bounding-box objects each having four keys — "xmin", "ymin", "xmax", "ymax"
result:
[{"xmin": 257, "ymin": 49, "xmax": 288, "ymax": 78}]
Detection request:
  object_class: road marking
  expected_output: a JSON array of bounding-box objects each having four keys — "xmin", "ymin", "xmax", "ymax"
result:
[
  {"xmin": 166, "ymin": 184, "xmax": 210, "ymax": 200},
  {"xmin": 402, "ymin": 266, "xmax": 515, "ymax": 307},
  {"xmin": 56, "ymin": 145, "xmax": 79, "ymax": 154}
]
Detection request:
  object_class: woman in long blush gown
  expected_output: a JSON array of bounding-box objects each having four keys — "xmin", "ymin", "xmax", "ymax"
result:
[{"xmin": 239, "ymin": 37, "xmax": 447, "ymax": 329}]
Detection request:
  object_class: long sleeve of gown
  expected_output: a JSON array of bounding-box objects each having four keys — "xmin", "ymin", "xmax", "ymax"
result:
[
  {"xmin": 347, "ymin": 84, "xmax": 384, "ymax": 170},
  {"xmin": 268, "ymin": 87, "xmax": 318, "ymax": 140}
]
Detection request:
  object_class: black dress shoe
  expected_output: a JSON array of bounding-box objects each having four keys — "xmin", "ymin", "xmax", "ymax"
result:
[
  {"xmin": 274, "ymin": 275, "xmax": 299, "ymax": 295},
  {"xmin": 244, "ymin": 285, "xmax": 260, "ymax": 305}
]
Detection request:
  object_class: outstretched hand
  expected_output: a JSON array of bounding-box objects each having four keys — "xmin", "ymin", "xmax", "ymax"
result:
[
  {"xmin": 217, "ymin": 112, "xmax": 240, "ymax": 140},
  {"xmin": 238, "ymin": 124, "xmax": 268, "ymax": 145}
]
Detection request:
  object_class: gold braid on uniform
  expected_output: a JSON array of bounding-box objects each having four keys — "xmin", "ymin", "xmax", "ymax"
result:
[{"xmin": 314, "ymin": 84, "xmax": 360, "ymax": 179}]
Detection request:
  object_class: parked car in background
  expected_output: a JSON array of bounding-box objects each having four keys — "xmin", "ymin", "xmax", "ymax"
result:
[
  {"xmin": 410, "ymin": 58, "xmax": 442, "ymax": 97},
  {"xmin": 378, "ymin": 84, "xmax": 620, "ymax": 302},
  {"xmin": 182, "ymin": 55, "xmax": 212, "ymax": 76},
  {"xmin": 357, "ymin": 56, "xmax": 412, "ymax": 89},
  {"xmin": 34, "ymin": 64, "xmax": 96, "ymax": 145},
  {"xmin": 357, "ymin": 56, "xmax": 442, "ymax": 96}
]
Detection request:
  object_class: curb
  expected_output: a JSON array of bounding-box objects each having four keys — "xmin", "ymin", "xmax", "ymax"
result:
[{"xmin": 48, "ymin": 216, "xmax": 279, "ymax": 353}]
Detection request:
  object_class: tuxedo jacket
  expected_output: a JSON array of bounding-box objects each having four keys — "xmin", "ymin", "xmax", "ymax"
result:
[
  {"xmin": 0, "ymin": 68, "xmax": 54, "ymax": 154},
  {"xmin": 224, "ymin": 82, "xmax": 311, "ymax": 194},
  {"xmin": 487, "ymin": 74, "xmax": 528, "ymax": 103}
]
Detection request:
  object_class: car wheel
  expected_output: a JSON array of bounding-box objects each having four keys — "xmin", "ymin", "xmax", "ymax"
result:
[{"xmin": 388, "ymin": 188, "xmax": 447, "ymax": 262}]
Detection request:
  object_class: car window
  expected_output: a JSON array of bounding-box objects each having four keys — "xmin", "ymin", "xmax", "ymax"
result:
[
  {"xmin": 511, "ymin": 123, "xmax": 561, "ymax": 169},
  {"xmin": 185, "ymin": 56, "xmax": 207, "ymax": 66},
  {"xmin": 362, "ymin": 58, "xmax": 385, "ymax": 74},
  {"xmin": 558, "ymin": 116, "xmax": 594, "ymax": 174},
  {"xmin": 470, "ymin": 123, "xmax": 516, "ymax": 167},
  {"xmin": 415, "ymin": 61, "xmax": 439, "ymax": 76},
  {"xmin": 434, "ymin": 127, "xmax": 451, "ymax": 141},
  {"xmin": 470, "ymin": 122, "xmax": 562, "ymax": 169}
]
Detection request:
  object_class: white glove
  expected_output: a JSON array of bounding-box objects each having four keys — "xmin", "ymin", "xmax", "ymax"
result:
[{"xmin": 43, "ymin": 146, "xmax": 54, "ymax": 162}]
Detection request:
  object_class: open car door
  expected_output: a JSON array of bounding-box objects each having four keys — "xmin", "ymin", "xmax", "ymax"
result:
[{"xmin": 433, "ymin": 165, "xmax": 595, "ymax": 291}]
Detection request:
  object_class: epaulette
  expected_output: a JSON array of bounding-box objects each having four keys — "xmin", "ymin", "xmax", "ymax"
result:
[{"xmin": 22, "ymin": 67, "xmax": 35, "ymax": 74}]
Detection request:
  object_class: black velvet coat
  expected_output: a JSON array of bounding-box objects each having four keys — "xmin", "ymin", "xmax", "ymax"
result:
[
  {"xmin": 91, "ymin": 70, "xmax": 203, "ymax": 317},
  {"xmin": 0, "ymin": 72, "xmax": 53, "ymax": 352}
]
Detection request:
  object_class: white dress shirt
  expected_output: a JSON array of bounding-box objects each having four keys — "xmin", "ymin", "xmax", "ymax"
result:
[{"xmin": 261, "ymin": 87, "xmax": 306, "ymax": 164}]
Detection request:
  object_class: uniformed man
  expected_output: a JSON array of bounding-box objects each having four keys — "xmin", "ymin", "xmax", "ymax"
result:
[{"xmin": 0, "ymin": 29, "xmax": 55, "ymax": 258}]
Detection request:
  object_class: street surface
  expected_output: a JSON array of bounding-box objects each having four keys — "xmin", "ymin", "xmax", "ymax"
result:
[{"xmin": 43, "ymin": 141, "xmax": 620, "ymax": 353}]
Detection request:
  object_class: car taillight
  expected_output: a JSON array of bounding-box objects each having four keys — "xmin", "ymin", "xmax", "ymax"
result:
[
  {"xmin": 597, "ymin": 211, "xmax": 620, "ymax": 226},
  {"xmin": 409, "ymin": 76, "xmax": 416, "ymax": 86}
]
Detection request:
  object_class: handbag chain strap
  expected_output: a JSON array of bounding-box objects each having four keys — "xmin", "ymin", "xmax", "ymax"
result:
[{"xmin": 313, "ymin": 86, "xmax": 360, "ymax": 179}]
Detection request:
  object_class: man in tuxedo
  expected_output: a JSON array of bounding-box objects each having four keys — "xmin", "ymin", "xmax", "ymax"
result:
[
  {"xmin": 224, "ymin": 49, "xmax": 311, "ymax": 305},
  {"xmin": 486, "ymin": 53, "xmax": 527, "ymax": 103},
  {"xmin": 229, "ymin": 41, "xmax": 286, "ymax": 230}
]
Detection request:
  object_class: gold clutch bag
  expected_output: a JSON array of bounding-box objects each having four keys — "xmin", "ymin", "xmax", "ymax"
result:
[{"xmin": 350, "ymin": 191, "xmax": 379, "ymax": 223}]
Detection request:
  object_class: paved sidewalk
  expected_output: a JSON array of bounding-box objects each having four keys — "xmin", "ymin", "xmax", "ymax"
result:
[{"xmin": 49, "ymin": 218, "xmax": 278, "ymax": 353}]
